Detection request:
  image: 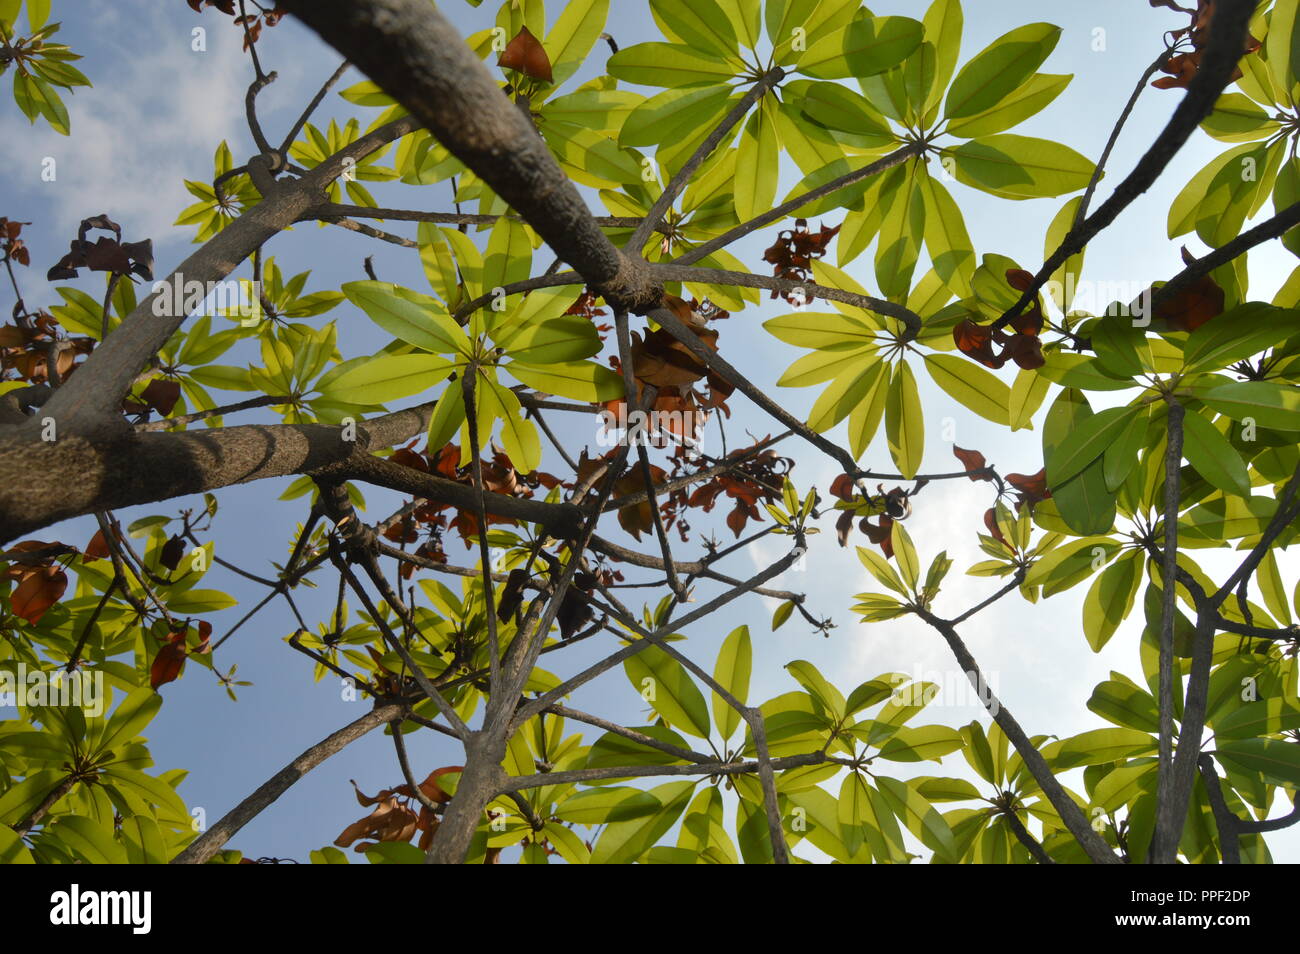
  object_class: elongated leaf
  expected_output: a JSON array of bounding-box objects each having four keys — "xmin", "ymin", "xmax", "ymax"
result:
[
  {"xmin": 1181, "ymin": 409, "xmax": 1250, "ymax": 498},
  {"xmin": 885, "ymin": 361, "xmax": 924, "ymax": 478},
  {"xmin": 508, "ymin": 360, "xmax": 624, "ymax": 402},
  {"xmin": 924, "ymin": 353, "xmax": 1010, "ymax": 424},
  {"xmin": 1197, "ymin": 380, "xmax": 1300, "ymax": 431},
  {"xmin": 944, "ymin": 22, "xmax": 1061, "ymax": 119},
  {"xmin": 317, "ymin": 353, "xmax": 452, "ymax": 405},
  {"xmin": 712, "ymin": 625, "xmax": 751, "ymax": 741},
  {"xmin": 342, "ymin": 281, "xmax": 469, "ymax": 356},
  {"xmin": 944, "ymin": 134, "xmax": 1094, "ymax": 199}
]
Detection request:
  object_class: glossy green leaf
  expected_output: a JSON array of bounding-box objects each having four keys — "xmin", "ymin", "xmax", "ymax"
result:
[{"xmin": 944, "ymin": 22, "xmax": 1061, "ymax": 120}]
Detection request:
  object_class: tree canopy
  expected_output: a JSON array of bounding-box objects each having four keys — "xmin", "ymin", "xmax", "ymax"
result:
[{"xmin": 1, "ymin": 0, "xmax": 1298, "ymax": 866}]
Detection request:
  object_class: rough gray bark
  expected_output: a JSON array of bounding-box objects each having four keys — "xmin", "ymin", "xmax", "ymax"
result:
[
  {"xmin": 0, "ymin": 118, "xmax": 419, "ymax": 542},
  {"xmin": 278, "ymin": 0, "xmax": 659, "ymax": 315}
]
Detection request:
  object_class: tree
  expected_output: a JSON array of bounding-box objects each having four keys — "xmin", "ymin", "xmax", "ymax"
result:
[{"xmin": 0, "ymin": 0, "xmax": 1297, "ymax": 866}]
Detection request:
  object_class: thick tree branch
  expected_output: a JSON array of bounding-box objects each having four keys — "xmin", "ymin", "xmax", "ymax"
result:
[{"xmin": 280, "ymin": 0, "xmax": 658, "ymax": 313}]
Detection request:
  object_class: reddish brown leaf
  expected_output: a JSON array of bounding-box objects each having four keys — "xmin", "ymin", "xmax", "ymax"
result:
[
  {"xmin": 1002, "ymin": 333, "xmax": 1045, "ymax": 370},
  {"xmin": 953, "ymin": 319, "xmax": 1003, "ymax": 369},
  {"xmin": 835, "ymin": 509, "xmax": 854, "ymax": 547},
  {"xmin": 952, "ymin": 446, "xmax": 989, "ymax": 479},
  {"xmin": 830, "ymin": 473, "xmax": 857, "ymax": 501},
  {"xmin": 140, "ymin": 378, "xmax": 181, "ymax": 416},
  {"xmin": 419, "ymin": 766, "xmax": 462, "ymax": 804},
  {"xmin": 1006, "ymin": 469, "xmax": 1050, "ymax": 506},
  {"xmin": 150, "ymin": 638, "xmax": 188, "ymax": 690},
  {"xmin": 498, "ymin": 26, "xmax": 554, "ymax": 82},
  {"xmin": 1155, "ymin": 274, "xmax": 1224, "ymax": 331},
  {"xmin": 84, "ymin": 529, "xmax": 111, "ymax": 561},
  {"xmin": 11, "ymin": 567, "xmax": 67, "ymax": 624},
  {"xmin": 1005, "ymin": 268, "xmax": 1035, "ymax": 291},
  {"xmin": 725, "ymin": 503, "xmax": 749, "ymax": 538}
]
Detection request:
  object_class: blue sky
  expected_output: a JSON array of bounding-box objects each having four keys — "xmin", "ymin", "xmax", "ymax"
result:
[{"xmin": 3, "ymin": 0, "xmax": 1298, "ymax": 863}]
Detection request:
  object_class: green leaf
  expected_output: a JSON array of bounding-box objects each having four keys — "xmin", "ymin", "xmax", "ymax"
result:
[
  {"xmin": 1044, "ymin": 195, "xmax": 1086, "ymax": 314},
  {"xmin": 342, "ymin": 281, "xmax": 469, "ymax": 356},
  {"xmin": 1258, "ymin": 550, "xmax": 1293, "ymax": 626},
  {"xmin": 607, "ymin": 42, "xmax": 738, "ymax": 87},
  {"xmin": 1168, "ymin": 143, "xmax": 1257, "ymax": 240},
  {"xmin": 482, "ymin": 377, "xmax": 541, "ymax": 473},
  {"xmin": 1214, "ymin": 697, "xmax": 1300, "ymax": 740},
  {"xmin": 1082, "ymin": 551, "xmax": 1142, "ymax": 652},
  {"xmin": 1266, "ymin": 0, "xmax": 1300, "ymax": 106},
  {"xmin": 591, "ymin": 781, "xmax": 694, "ymax": 863},
  {"xmin": 924, "ymin": 353, "xmax": 1010, "ymax": 424},
  {"xmin": 885, "ymin": 361, "xmax": 924, "ymax": 479},
  {"xmin": 771, "ymin": 599, "xmax": 796, "ymax": 630},
  {"xmin": 554, "ymin": 787, "xmax": 662, "ymax": 825},
  {"xmin": 891, "ymin": 522, "xmax": 920, "ymax": 592},
  {"xmin": 876, "ymin": 775, "xmax": 957, "ymax": 861},
  {"xmin": 46, "ymin": 814, "xmax": 127, "ymax": 864},
  {"xmin": 1043, "ymin": 389, "xmax": 1116, "ymax": 536},
  {"xmin": 0, "ymin": 827, "xmax": 33, "ymax": 864},
  {"xmin": 165, "ymin": 588, "xmax": 238, "ymax": 614},
  {"xmin": 624, "ymin": 643, "xmax": 711, "ymax": 739},
  {"xmin": 788, "ymin": 79, "xmax": 894, "ymax": 144},
  {"xmin": 943, "ymin": 134, "xmax": 1094, "ymax": 199},
  {"xmin": 545, "ymin": 0, "xmax": 610, "ymax": 85},
  {"xmin": 1197, "ymin": 380, "xmax": 1300, "ymax": 431},
  {"xmin": 507, "ymin": 359, "xmax": 624, "ymax": 403},
  {"xmin": 799, "ymin": 14, "xmax": 923, "ymax": 80},
  {"xmin": 944, "ymin": 22, "xmax": 1061, "ymax": 120},
  {"xmin": 495, "ymin": 315, "xmax": 601, "ymax": 364},
  {"xmin": 765, "ymin": 311, "xmax": 879, "ymax": 349},
  {"xmin": 785, "ymin": 660, "xmax": 846, "ymax": 719},
  {"xmin": 425, "ymin": 379, "xmax": 467, "ymax": 451},
  {"xmin": 1087, "ymin": 678, "xmax": 1159, "ymax": 733},
  {"xmin": 1047, "ymin": 727, "xmax": 1156, "ymax": 769},
  {"xmin": 1091, "ymin": 317, "xmax": 1149, "ymax": 378},
  {"xmin": 651, "ymin": 0, "xmax": 740, "ymax": 62},
  {"xmin": 1103, "ymin": 402, "xmax": 1151, "ymax": 492},
  {"xmin": 734, "ymin": 98, "xmax": 780, "ymax": 221},
  {"xmin": 1045, "ymin": 405, "xmax": 1137, "ymax": 487},
  {"xmin": 876, "ymin": 726, "xmax": 963, "ymax": 763},
  {"xmin": 1215, "ymin": 738, "xmax": 1300, "ymax": 786},
  {"xmin": 846, "ymin": 359, "xmax": 891, "ymax": 459},
  {"xmin": 27, "ymin": 0, "xmax": 51, "ymax": 30},
  {"xmin": 875, "ymin": 164, "xmax": 925, "ymax": 300},
  {"xmin": 316, "ymin": 353, "xmax": 452, "ymax": 405},
  {"xmin": 1181, "ymin": 410, "xmax": 1250, "ymax": 498},
  {"xmin": 0, "ymin": 771, "xmax": 63, "ymax": 825},
  {"xmin": 587, "ymin": 725, "xmax": 691, "ymax": 768},
  {"xmin": 712, "ymin": 625, "xmax": 751, "ymax": 741},
  {"xmin": 922, "ymin": 0, "xmax": 963, "ymax": 114},
  {"xmin": 805, "ymin": 354, "xmax": 882, "ymax": 433},
  {"xmin": 543, "ymin": 822, "xmax": 592, "ymax": 864},
  {"xmin": 16, "ymin": 73, "xmax": 69, "ymax": 134},
  {"xmin": 481, "ymin": 218, "xmax": 533, "ymax": 302},
  {"xmin": 97, "ymin": 689, "xmax": 161, "ymax": 756},
  {"xmin": 619, "ymin": 84, "xmax": 734, "ymax": 147},
  {"xmin": 917, "ymin": 169, "xmax": 975, "ymax": 297},
  {"xmin": 945, "ymin": 73, "xmax": 1070, "ymax": 138},
  {"xmin": 1182, "ymin": 303, "xmax": 1300, "ymax": 374},
  {"xmin": 857, "ymin": 544, "xmax": 908, "ymax": 595},
  {"xmin": 1202, "ymin": 92, "xmax": 1281, "ymax": 143}
]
